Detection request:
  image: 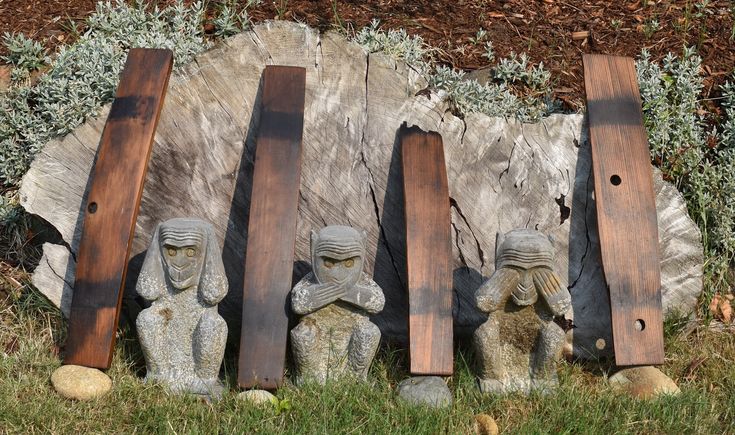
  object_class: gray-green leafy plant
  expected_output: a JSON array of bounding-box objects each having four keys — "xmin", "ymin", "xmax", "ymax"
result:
[
  {"xmin": 0, "ymin": 0, "xmax": 216, "ymax": 262},
  {"xmin": 1, "ymin": 33, "xmax": 46, "ymax": 71},
  {"xmin": 213, "ymin": 0, "xmax": 260, "ymax": 37},
  {"xmin": 353, "ymin": 20, "xmax": 554, "ymax": 122},
  {"xmin": 637, "ymin": 47, "xmax": 735, "ymax": 306}
]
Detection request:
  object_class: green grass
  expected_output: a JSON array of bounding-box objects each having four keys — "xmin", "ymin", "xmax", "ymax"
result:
[{"xmin": 1, "ymin": 283, "xmax": 734, "ymax": 434}]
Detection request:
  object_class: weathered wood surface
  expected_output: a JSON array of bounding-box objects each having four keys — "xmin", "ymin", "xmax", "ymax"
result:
[
  {"xmin": 401, "ymin": 124, "xmax": 453, "ymax": 376},
  {"xmin": 63, "ymin": 48, "xmax": 173, "ymax": 368},
  {"xmin": 238, "ymin": 66, "xmax": 305, "ymax": 389},
  {"xmin": 584, "ymin": 54, "xmax": 664, "ymax": 366},
  {"xmin": 20, "ymin": 21, "xmax": 703, "ymax": 361}
]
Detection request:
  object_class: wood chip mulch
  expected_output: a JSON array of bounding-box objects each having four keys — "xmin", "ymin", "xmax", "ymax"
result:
[{"xmin": 1, "ymin": 0, "xmax": 733, "ymax": 110}]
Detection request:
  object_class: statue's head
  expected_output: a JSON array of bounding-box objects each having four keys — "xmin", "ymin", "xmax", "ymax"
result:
[
  {"xmin": 310, "ymin": 225, "xmax": 366, "ymax": 289},
  {"xmin": 138, "ymin": 218, "xmax": 226, "ymax": 298},
  {"xmin": 158, "ymin": 219, "xmax": 207, "ymax": 290},
  {"xmin": 495, "ymin": 229, "xmax": 555, "ymax": 306}
]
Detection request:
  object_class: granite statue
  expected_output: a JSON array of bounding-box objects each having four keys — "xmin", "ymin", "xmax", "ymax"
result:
[
  {"xmin": 290, "ymin": 225, "xmax": 385, "ymax": 385},
  {"xmin": 474, "ymin": 229, "xmax": 571, "ymax": 394},
  {"xmin": 136, "ymin": 218, "xmax": 228, "ymax": 398}
]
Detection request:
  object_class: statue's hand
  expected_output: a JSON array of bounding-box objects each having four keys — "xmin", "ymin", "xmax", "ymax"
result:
[
  {"xmin": 532, "ymin": 268, "xmax": 571, "ymax": 316},
  {"xmin": 341, "ymin": 281, "xmax": 385, "ymax": 314},
  {"xmin": 309, "ymin": 283, "xmax": 346, "ymax": 310},
  {"xmin": 476, "ymin": 267, "xmax": 519, "ymax": 313}
]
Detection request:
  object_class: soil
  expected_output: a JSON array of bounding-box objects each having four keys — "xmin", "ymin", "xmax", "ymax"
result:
[{"xmin": 0, "ymin": 0, "xmax": 734, "ymax": 110}]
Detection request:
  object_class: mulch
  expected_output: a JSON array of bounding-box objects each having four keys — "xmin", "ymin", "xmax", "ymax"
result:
[{"xmin": 1, "ymin": 0, "xmax": 734, "ymax": 111}]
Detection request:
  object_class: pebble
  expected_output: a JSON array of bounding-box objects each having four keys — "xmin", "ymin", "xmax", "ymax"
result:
[
  {"xmin": 609, "ymin": 365, "xmax": 681, "ymax": 399},
  {"xmin": 474, "ymin": 414, "xmax": 499, "ymax": 435},
  {"xmin": 237, "ymin": 389, "xmax": 277, "ymax": 406},
  {"xmin": 396, "ymin": 376, "xmax": 452, "ymax": 408},
  {"xmin": 51, "ymin": 365, "xmax": 112, "ymax": 400}
]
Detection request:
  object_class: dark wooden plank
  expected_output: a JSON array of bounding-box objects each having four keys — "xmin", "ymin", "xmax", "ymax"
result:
[
  {"xmin": 238, "ymin": 66, "xmax": 306, "ymax": 389},
  {"xmin": 583, "ymin": 54, "xmax": 664, "ymax": 366},
  {"xmin": 64, "ymin": 48, "xmax": 173, "ymax": 368},
  {"xmin": 401, "ymin": 123, "xmax": 453, "ymax": 376}
]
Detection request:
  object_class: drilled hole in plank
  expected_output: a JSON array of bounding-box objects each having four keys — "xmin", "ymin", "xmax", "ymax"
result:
[
  {"xmin": 634, "ymin": 319, "xmax": 645, "ymax": 331},
  {"xmin": 88, "ymin": 202, "xmax": 98, "ymax": 214},
  {"xmin": 610, "ymin": 175, "xmax": 622, "ymax": 186}
]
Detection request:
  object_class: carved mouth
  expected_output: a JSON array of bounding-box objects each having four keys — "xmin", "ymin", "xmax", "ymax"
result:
[{"xmin": 167, "ymin": 266, "xmax": 195, "ymax": 288}]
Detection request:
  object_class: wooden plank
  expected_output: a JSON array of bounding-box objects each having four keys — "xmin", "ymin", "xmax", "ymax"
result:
[
  {"xmin": 63, "ymin": 48, "xmax": 173, "ymax": 368},
  {"xmin": 238, "ymin": 66, "xmax": 306, "ymax": 389},
  {"xmin": 401, "ymin": 123, "xmax": 454, "ymax": 375},
  {"xmin": 583, "ymin": 54, "xmax": 665, "ymax": 366}
]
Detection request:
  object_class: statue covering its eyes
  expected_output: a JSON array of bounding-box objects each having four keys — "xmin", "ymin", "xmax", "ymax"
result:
[
  {"xmin": 290, "ymin": 225, "xmax": 385, "ymax": 385},
  {"xmin": 135, "ymin": 218, "xmax": 228, "ymax": 398},
  {"xmin": 474, "ymin": 229, "xmax": 571, "ymax": 394}
]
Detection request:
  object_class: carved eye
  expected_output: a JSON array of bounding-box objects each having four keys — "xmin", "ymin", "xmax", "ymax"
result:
[
  {"xmin": 344, "ymin": 258, "xmax": 355, "ymax": 268},
  {"xmin": 323, "ymin": 259, "xmax": 335, "ymax": 268},
  {"xmin": 167, "ymin": 248, "xmax": 176, "ymax": 257},
  {"xmin": 186, "ymin": 248, "xmax": 196, "ymax": 257}
]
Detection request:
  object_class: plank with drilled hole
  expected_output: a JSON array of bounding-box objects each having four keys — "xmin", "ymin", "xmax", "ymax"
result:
[
  {"xmin": 401, "ymin": 123, "xmax": 454, "ymax": 375},
  {"xmin": 238, "ymin": 66, "xmax": 306, "ymax": 389},
  {"xmin": 63, "ymin": 48, "xmax": 173, "ymax": 369},
  {"xmin": 583, "ymin": 54, "xmax": 664, "ymax": 366}
]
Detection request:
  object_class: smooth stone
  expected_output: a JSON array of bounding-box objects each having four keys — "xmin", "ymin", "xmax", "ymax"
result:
[
  {"xmin": 396, "ymin": 376, "xmax": 452, "ymax": 408},
  {"xmin": 474, "ymin": 414, "xmax": 499, "ymax": 435},
  {"xmin": 51, "ymin": 365, "xmax": 112, "ymax": 400},
  {"xmin": 609, "ymin": 366, "xmax": 681, "ymax": 399},
  {"xmin": 237, "ymin": 389, "xmax": 277, "ymax": 406}
]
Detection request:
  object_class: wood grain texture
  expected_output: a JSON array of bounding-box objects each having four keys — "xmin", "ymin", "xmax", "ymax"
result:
[
  {"xmin": 64, "ymin": 48, "xmax": 173, "ymax": 368},
  {"xmin": 583, "ymin": 54, "xmax": 665, "ymax": 366},
  {"xmin": 401, "ymin": 124, "xmax": 453, "ymax": 375},
  {"xmin": 21, "ymin": 23, "xmax": 701, "ymax": 363},
  {"xmin": 238, "ymin": 66, "xmax": 305, "ymax": 389}
]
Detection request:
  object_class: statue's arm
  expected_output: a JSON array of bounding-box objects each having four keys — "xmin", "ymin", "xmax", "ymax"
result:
[
  {"xmin": 200, "ymin": 274, "xmax": 228, "ymax": 306},
  {"xmin": 136, "ymin": 270, "xmax": 165, "ymax": 302},
  {"xmin": 291, "ymin": 275, "xmax": 345, "ymax": 315},
  {"xmin": 475, "ymin": 267, "xmax": 519, "ymax": 313},
  {"xmin": 340, "ymin": 278, "xmax": 385, "ymax": 314},
  {"xmin": 533, "ymin": 268, "xmax": 571, "ymax": 316}
]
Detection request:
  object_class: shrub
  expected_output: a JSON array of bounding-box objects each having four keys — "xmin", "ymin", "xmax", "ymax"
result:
[
  {"xmin": 0, "ymin": 0, "xmax": 259, "ymax": 263},
  {"xmin": 1, "ymin": 33, "xmax": 46, "ymax": 71},
  {"xmin": 637, "ymin": 47, "xmax": 735, "ymax": 305},
  {"xmin": 353, "ymin": 20, "xmax": 555, "ymax": 122}
]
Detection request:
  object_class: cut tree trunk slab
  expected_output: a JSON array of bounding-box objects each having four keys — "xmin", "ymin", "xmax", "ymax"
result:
[{"xmin": 19, "ymin": 21, "xmax": 703, "ymax": 360}]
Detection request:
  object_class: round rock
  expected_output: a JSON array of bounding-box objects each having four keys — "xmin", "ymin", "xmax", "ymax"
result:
[
  {"xmin": 475, "ymin": 414, "xmax": 499, "ymax": 435},
  {"xmin": 609, "ymin": 366, "xmax": 681, "ymax": 399},
  {"xmin": 51, "ymin": 365, "xmax": 112, "ymax": 400},
  {"xmin": 397, "ymin": 376, "xmax": 452, "ymax": 408},
  {"xmin": 237, "ymin": 389, "xmax": 277, "ymax": 406}
]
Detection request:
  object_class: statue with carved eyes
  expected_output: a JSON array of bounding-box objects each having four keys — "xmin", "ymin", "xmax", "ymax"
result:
[
  {"xmin": 136, "ymin": 218, "xmax": 228, "ymax": 399},
  {"xmin": 290, "ymin": 225, "xmax": 385, "ymax": 385},
  {"xmin": 473, "ymin": 229, "xmax": 571, "ymax": 394}
]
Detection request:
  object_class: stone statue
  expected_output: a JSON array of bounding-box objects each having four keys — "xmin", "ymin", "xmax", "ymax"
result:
[
  {"xmin": 136, "ymin": 218, "xmax": 228, "ymax": 398},
  {"xmin": 473, "ymin": 229, "xmax": 571, "ymax": 394},
  {"xmin": 290, "ymin": 225, "xmax": 385, "ymax": 385}
]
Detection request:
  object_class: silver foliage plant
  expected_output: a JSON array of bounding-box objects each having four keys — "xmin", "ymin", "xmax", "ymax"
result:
[
  {"xmin": 637, "ymin": 47, "xmax": 735, "ymax": 302},
  {"xmin": 0, "ymin": 0, "xmax": 259, "ymax": 259},
  {"xmin": 353, "ymin": 20, "xmax": 555, "ymax": 122}
]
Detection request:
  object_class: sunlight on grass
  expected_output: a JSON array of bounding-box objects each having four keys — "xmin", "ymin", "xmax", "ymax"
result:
[{"xmin": 1, "ymin": 283, "xmax": 734, "ymax": 433}]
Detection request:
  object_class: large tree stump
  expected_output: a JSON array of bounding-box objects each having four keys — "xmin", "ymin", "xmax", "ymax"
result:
[{"xmin": 20, "ymin": 21, "xmax": 703, "ymax": 360}]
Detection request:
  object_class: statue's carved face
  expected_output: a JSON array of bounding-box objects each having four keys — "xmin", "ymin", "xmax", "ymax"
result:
[
  {"xmin": 496, "ymin": 229, "xmax": 555, "ymax": 306},
  {"xmin": 315, "ymin": 254, "xmax": 363, "ymax": 289},
  {"xmin": 311, "ymin": 226, "xmax": 366, "ymax": 290},
  {"xmin": 160, "ymin": 226, "xmax": 205, "ymax": 290}
]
